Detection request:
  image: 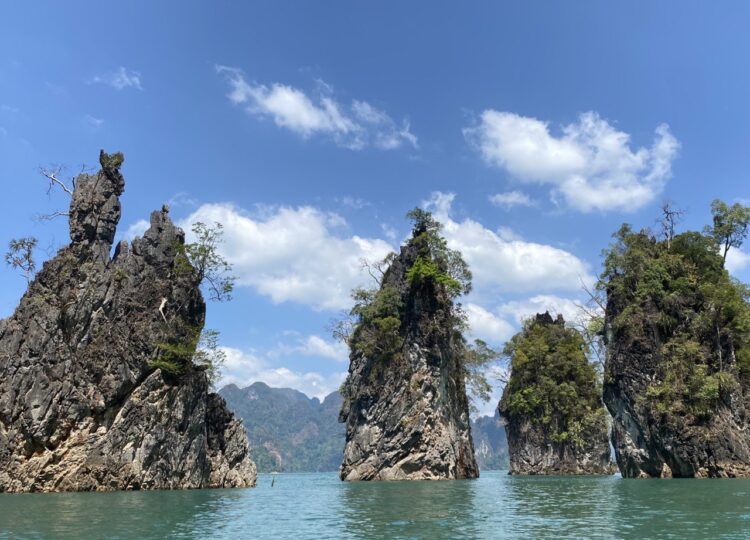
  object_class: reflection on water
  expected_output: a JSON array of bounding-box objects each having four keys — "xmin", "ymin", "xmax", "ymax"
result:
[{"xmin": 2, "ymin": 472, "xmax": 750, "ymax": 539}]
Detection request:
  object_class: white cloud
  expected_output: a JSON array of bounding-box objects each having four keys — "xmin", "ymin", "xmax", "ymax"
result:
[
  {"xmin": 464, "ymin": 303, "xmax": 515, "ymax": 344},
  {"xmin": 465, "ymin": 111, "xmax": 679, "ymax": 212},
  {"xmin": 123, "ymin": 219, "xmax": 149, "ymax": 241},
  {"xmin": 489, "ymin": 190, "xmax": 537, "ymax": 210},
  {"xmin": 424, "ymin": 192, "xmax": 594, "ymax": 294},
  {"xmin": 380, "ymin": 223, "xmax": 399, "ymax": 242},
  {"xmin": 84, "ymin": 114, "xmax": 104, "ymax": 129},
  {"xmin": 219, "ymin": 347, "xmax": 346, "ymax": 401},
  {"xmin": 216, "ymin": 65, "xmax": 417, "ymax": 151},
  {"xmin": 0, "ymin": 126, "xmax": 6, "ymax": 137},
  {"xmin": 270, "ymin": 334, "xmax": 349, "ymax": 362},
  {"xmin": 726, "ymin": 248, "xmax": 750, "ymax": 274},
  {"xmin": 90, "ymin": 67, "xmax": 143, "ymax": 90},
  {"xmin": 182, "ymin": 203, "xmax": 393, "ymax": 311}
]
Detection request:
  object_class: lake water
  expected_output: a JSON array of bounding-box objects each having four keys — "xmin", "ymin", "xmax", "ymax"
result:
[{"xmin": 1, "ymin": 471, "xmax": 750, "ymax": 539}]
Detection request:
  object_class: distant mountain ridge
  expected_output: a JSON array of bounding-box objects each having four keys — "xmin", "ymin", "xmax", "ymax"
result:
[
  {"xmin": 220, "ymin": 382, "xmax": 508, "ymax": 473},
  {"xmin": 220, "ymin": 382, "xmax": 345, "ymax": 473}
]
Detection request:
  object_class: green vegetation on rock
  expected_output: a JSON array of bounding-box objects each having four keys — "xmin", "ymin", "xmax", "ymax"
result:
[
  {"xmin": 500, "ymin": 313, "xmax": 606, "ymax": 449},
  {"xmin": 337, "ymin": 207, "xmax": 494, "ymax": 407},
  {"xmin": 600, "ymin": 211, "xmax": 750, "ymax": 420}
]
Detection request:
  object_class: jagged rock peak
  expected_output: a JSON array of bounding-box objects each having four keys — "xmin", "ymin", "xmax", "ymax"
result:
[
  {"xmin": 339, "ymin": 210, "xmax": 478, "ymax": 481},
  {"xmin": 0, "ymin": 151, "xmax": 256, "ymax": 492},
  {"xmin": 499, "ymin": 312, "xmax": 613, "ymax": 475}
]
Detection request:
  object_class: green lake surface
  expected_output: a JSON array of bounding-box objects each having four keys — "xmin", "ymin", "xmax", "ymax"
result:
[{"xmin": 1, "ymin": 471, "xmax": 750, "ymax": 539}]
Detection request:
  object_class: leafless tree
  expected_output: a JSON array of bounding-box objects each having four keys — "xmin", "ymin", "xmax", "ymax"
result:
[{"xmin": 657, "ymin": 201, "xmax": 684, "ymax": 249}]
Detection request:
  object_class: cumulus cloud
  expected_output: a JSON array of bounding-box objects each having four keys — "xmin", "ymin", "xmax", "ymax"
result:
[
  {"xmin": 424, "ymin": 192, "xmax": 594, "ymax": 294},
  {"xmin": 122, "ymin": 219, "xmax": 149, "ymax": 241},
  {"xmin": 181, "ymin": 203, "xmax": 394, "ymax": 311},
  {"xmin": 464, "ymin": 303, "xmax": 515, "ymax": 344},
  {"xmin": 465, "ymin": 111, "xmax": 679, "ymax": 213},
  {"xmin": 219, "ymin": 347, "xmax": 346, "ymax": 401},
  {"xmin": 270, "ymin": 334, "xmax": 349, "ymax": 362},
  {"xmin": 489, "ymin": 190, "xmax": 537, "ymax": 210},
  {"xmin": 216, "ymin": 66, "xmax": 417, "ymax": 151},
  {"xmin": 90, "ymin": 67, "xmax": 143, "ymax": 90}
]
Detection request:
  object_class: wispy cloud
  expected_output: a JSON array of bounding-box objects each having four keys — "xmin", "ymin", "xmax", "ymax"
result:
[
  {"xmin": 489, "ymin": 190, "xmax": 537, "ymax": 210},
  {"xmin": 89, "ymin": 67, "xmax": 143, "ymax": 90},
  {"xmin": 84, "ymin": 114, "xmax": 104, "ymax": 129},
  {"xmin": 216, "ymin": 65, "xmax": 418, "ymax": 151}
]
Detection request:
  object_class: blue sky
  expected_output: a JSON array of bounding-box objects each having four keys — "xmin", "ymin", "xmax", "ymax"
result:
[{"xmin": 1, "ymin": 2, "xmax": 749, "ymax": 412}]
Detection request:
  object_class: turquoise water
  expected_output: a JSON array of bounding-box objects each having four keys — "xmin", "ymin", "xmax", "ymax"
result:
[{"xmin": 2, "ymin": 471, "xmax": 750, "ymax": 539}]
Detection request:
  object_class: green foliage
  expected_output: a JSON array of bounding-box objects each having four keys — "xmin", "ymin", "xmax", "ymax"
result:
[
  {"xmin": 348, "ymin": 284, "xmax": 404, "ymax": 360},
  {"xmin": 463, "ymin": 339, "xmax": 499, "ymax": 410},
  {"xmin": 5, "ymin": 237, "xmax": 37, "ymax": 284},
  {"xmin": 406, "ymin": 256, "xmax": 463, "ymax": 297},
  {"xmin": 706, "ymin": 199, "xmax": 750, "ymax": 264},
  {"xmin": 501, "ymin": 316, "xmax": 605, "ymax": 448},
  {"xmin": 176, "ymin": 221, "xmax": 235, "ymax": 302},
  {"xmin": 151, "ymin": 325, "xmax": 226, "ymax": 388},
  {"xmin": 99, "ymin": 150, "xmax": 124, "ymax": 172},
  {"xmin": 600, "ymin": 213, "xmax": 750, "ymax": 420},
  {"xmin": 405, "ymin": 207, "xmax": 472, "ymax": 297}
]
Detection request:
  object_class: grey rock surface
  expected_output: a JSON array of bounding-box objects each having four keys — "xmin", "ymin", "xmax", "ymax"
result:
[{"xmin": 0, "ymin": 154, "xmax": 256, "ymax": 492}]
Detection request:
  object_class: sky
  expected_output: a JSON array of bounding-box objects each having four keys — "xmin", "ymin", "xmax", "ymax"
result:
[{"xmin": 1, "ymin": 2, "xmax": 749, "ymax": 415}]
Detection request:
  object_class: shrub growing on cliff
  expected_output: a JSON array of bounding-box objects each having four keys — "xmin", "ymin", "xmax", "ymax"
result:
[
  {"xmin": 500, "ymin": 313, "xmax": 606, "ymax": 448},
  {"xmin": 599, "ymin": 205, "xmax": 750, "ymax": 419},
  {"xmin": 152, "ymin": 221, "xmax": 234, "ymax": 386}
]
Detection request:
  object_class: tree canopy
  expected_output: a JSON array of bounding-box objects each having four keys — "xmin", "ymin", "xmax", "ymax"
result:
[{"xmin": 500, "ymin": 313, "xmax": 606, "ymax": 447}]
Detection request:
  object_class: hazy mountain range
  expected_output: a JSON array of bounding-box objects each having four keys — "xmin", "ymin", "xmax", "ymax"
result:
[{"xmin": 220, "ymin": 382, "xmax": 508, "ymax": 473}]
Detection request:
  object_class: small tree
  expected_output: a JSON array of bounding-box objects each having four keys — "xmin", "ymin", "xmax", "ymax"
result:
[
  {"xmin": 155, "ymin": 221, "xmax": 235, "ymax": 388},
  {"xmin": 463, "ymin": 339, "xmax": 499, "ymax": 412},
  {"xmin": 707, "ymin": 199, "xmax": 750, "ymax": 265},
  {"xmin": 5, "ymin": 237, "xmax": 37, "ymax": 284},
  {"xmin": 178, "ymin": 221, "xmax": 235, "ymax": 302},
  {"xmin": 658, "ymin": 201, "xmax": 684, "ymax": 250}
]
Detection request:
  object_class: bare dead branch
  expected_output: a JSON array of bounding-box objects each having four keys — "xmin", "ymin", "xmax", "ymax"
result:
[
  {"xmin": 39, "ymin": 166, "xmax": 74, "ymax": 197},
  {"xmin": 34, "ymin": 210, "xmax": 70, "ymax": 222}
]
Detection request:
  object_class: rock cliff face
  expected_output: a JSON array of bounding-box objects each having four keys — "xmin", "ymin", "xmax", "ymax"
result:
[
  {"xmin": 602, "ymin": 229, "xmax": 750, "ymax": 478},
  {"xmin": 499, "ymin": 313, "xmax": 613, "ymax": 475},
  {"xmin": 0, "ymin": 153, "xmax": 256, "ymax": 492},
  {"xmin": 339, "ymin": 215, "xmax": 478, "ymax": 481},
  {"xmin": 471, "ymin": 412, "xmax": 509, "ymax": 471}
]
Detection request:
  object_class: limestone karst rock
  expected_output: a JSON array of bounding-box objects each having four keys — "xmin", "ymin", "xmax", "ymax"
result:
[
  {"xmin": 339, "ymin": 211, "xmax": 479, "ymax": 481},
  {"xmin": 602, "ymin": 227, "xmax": 750, "ymax": 478},
  {"xmin": 0, "ymin": 153, "xmax": 256, "ymax": 492},
  {"xmin": 499, "ymin": 313, "xmax": 613, "ymax": 475}
]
